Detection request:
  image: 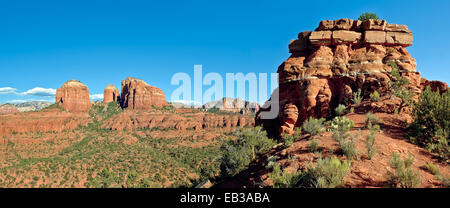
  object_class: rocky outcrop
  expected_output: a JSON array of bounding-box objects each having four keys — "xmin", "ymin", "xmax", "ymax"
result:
[
  {"xmin": 104, "ymin": 84, "xmax": 120, "ymax": 103},
  {"xmin": 202, "ymin": 98, "xmax": 260, "ymax": 114},
  {"xmin": 257, "ymin": 19, "xmax": 424, "ymax": 136},
  {"xmin": 120, "ymin": 77, "xmax": 168, "ymax": 110},
  {"xmin": 6, "ymin": 101, "xmax": 52, "ymax": 112},
  {"xmin": 55, "ymin": 80, "xmax": 92, "ymax": 112},
  {"xmin": 0, "ymin": 104, "xmax": 19, "ymax": 115},
  {"xmin": 420, "ymin": 78, "xmax": 449, "ymax": 94}
]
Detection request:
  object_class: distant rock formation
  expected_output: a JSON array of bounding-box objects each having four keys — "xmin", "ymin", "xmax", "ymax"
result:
[
  {"xmin": 104, "ymin": 84, "xmax": 120, "ymax": 103},
  {"xmin": 257, "ymin": 18, "xmax": 442, "ymax": 136},
  {"xmin": 202, "ymin": 98, "xmax": 260, "ymax": 114},
  {"xmin": 0, "ymin": 104, "xmax": 19, "ymax": 115},
  {"xmin": 55, "ymin": 80, "xmax": 92, "ymax": 112},
  {"xmin": 9, "ymin": 101, "xmax": 52, "ymax": 112},
  {"xmin": 120, "ymin": 77, "xmax": 168, "ymax": 110}
]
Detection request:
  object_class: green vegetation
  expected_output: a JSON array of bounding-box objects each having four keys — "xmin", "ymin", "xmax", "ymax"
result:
[
  {"xmin": 302, "ymin": 117, "xmax": 325, "ymax": 136},
  {"xmin": 307, "ymin": 139, "xmax": 320, "ymax": 152},
  {"xmin": 281, "ymin": 127, "xmax": 301, "ymax": 148},
  {"xmin": 365, "ymin": 124, "xmax": 379, "ymax": 160},
  {"xmin": 408, "ymin": 86, "xmax": 450, "ymax": 153},
  {"xmin": 42, "ymin": 103, "xmax": 65, "ymax": 112},
  {"xmin": 358, "ymin": 12, "xmax": 379, "ymax": 21},
  {"xmin": 388, "ymin": 62, "xmax": 414, "ymax": 112},
  {"xmin": 352, "ymin": 89, "xmax": 363, "ymax": 105},
  {"xmin": 298, "ymin": 156, "xmax": 351, "ymax": 188},
  {"xmin": 365, "ymin": 112, "xmax": 380, "ymax": 128},
  {"xmin": 386, "ymin": 153, "xmax": 421, "ymax": 188},
  {"xmin": 268, "ymin": 163, "xmax": 302, "ymax": 188},
  {"xmin": 334, "ymin": 104, "xmax": 346, "ymax": 116},
  {"xmin": 330, "ymin": 117, "xmax": 358, "ymax": 160},
  {"xmin": 421, "ymin": 162, "xmax": 440, "ymax": 175},
  {"xmin": 219, "ymin": 127, "xmax": 276, "ymax": 177},
  {"xmin": 370, "ymin": 90, "xmax": 380, "ymax": 102}
]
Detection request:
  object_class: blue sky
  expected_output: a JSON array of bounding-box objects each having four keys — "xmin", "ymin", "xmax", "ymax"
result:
[{"xmin": 1, "ymin": 0, "xmax": 449, "ymax": 104}]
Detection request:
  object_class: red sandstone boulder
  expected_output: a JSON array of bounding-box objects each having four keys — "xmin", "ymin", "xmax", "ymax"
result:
[
  {"xmin": 120, "ymin": 77, "xmax": 168, "ymax": 110},
  {"xmin": 104, "ymin": 84, "xmax": 120, "ymax": 103},
  {"xmin": 420, "ymin": 78, "xmax": 449, "ymax": 94},
  {"xmin": 55, "ymin": 80, "xmax": 91, "ymax": 112}
]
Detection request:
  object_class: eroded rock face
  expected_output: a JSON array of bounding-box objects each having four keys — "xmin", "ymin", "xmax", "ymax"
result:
[
  {"xmin": 120, "ymin": 77, "xmax": 168, "ymax": 110},
  {"xmin": 104, "ymin": 84, "xmax": 120, "ymax": 103},
  {"xmin": 257, "ymin": 19, "xmax": 424, "ymax": 136},
  {"xmin": 55, "ymin": 80, "xmax": 92, "ymax": 112}
]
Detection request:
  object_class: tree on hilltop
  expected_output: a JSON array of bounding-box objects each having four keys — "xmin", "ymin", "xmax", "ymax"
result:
[{"xmin": 358, "ymin": 12, "xmax": 379, "ymax": 21}]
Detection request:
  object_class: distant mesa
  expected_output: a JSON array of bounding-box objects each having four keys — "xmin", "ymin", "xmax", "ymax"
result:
[
  {"xmin": 55, "ymin": 80, "xmax": 92, "ymax": 112},
  {"xmin": 120, "ymin": 77, "xmax": 168, "ymax": 110},
  {"xmin": 104, "ymin": 84, "xmax": 120, "ymax": 103}
]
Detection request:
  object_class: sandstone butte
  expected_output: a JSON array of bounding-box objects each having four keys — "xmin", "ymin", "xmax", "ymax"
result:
[
  {"xmin": 120, "ymin": 77, "xmax": 168, "ymax": 110},
  {"xmin": 256, "ymin": 18, "xmax": 448, "ymax": 136},
  {"xmin": 103, "ymin": 84, "xmax": 120, "ymax": 103},
  {"xmin": 55, "ymin": 80, "xmax": 92, "ymax": 113}
]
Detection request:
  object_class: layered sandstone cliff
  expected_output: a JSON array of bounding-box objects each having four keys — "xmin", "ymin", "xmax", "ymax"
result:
[
  {"xmin": 104, "ymin": 84, "xmax": 120, "ymax": 103},
  {"xmin": 120, "ymin": 77, "xmax": 168, "ymax": 110},
  {"xmin": 257, "ymin": 19, "xmax": 429, "ymax": 136},
  {"xmin": 55, "ymin": 80, "xmax": 92, "ymax": 112}
]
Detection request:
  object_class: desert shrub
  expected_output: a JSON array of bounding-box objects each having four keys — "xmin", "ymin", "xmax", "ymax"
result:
[
  {"xmin": 302, "ymin": 117, "xmax": 325, "ymax": 136},
  {"xmin": 281, "ymin": 127, "xmax": 301, "ymax": 148},
  {"xmin": 370, "ymin": 90, "xmax": 380, "ymax": 102},
  {"xmin": 219, "ymin": 127, "xmax": 276, "ymax": 177},
  {"xmin": 334, "ymin": 104, "xmax": 347, "ymax": 116},
  {"xmin": 365, "ymin": 112, "xmax": 380, "ymax": 128},
  {"xmin": 436, "ymin": 175, "xmax": 450, "ymax": 188},
  {"xmin": 308, "ymin": 140, "xmax": 320, "ymax": 152},
  {"xmin": 42, "ymin": 103, "xmax": 65, "ymax": 112},
  {"xmin": 358, "ymin": 12, "xmax": 379, "ymax": 21},
  {"xmin": 265, "ymin": 155, "xmax": 278, "ymax": 170},
  {"xmin": 352, "ymin": 89, "xmax": 363, "ymax": 105},
  {"xmin": 421, "ymin": 162, "xmax": 440, "ymax": 175},
  {"xmin": 331, "ymin": 117, "xmax": 358, "ymax": 160},
  {"xmin": 297, "ymin": 156, "xmax": 351, "ymax": 188},
  {"xmin": 269, "ymin": 163, "xmax": 302, "ymax": 188},
  {"xmin": 388, "ymin": 64, "xmax": 414, "ymax": 111},
  {"xmin": 386, "ymin": 153, "xmax": 421, "ymax": 188},
  {"xmin": 409, "ymin": 86, "xmax": 450, "ymax": 146},
  {"xmin": 425, "ymin": 129, "xmax": 449, "ymax": 162},
  {"xmin": 365, "ymin": 124, "xmax": 379, "ymax": 160}
]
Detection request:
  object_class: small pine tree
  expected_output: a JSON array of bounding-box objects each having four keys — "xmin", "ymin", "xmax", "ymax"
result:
[{"xmin": 386, "ymin": 153, "xmax": 421, "ymax": 188}]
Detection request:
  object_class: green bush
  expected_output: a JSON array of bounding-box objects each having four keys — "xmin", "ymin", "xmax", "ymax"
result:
[
  {"xmin": 365, "ymin": 112, "xmax": 380, "ymax": 128},
  {"xmin": 421, "ymin": 162, "xmax": 440, "ymax": 175},
  {"xmin": 308, "ymin": 140, "xmax": 320, "ymax": 152},
  {"xmin": 436, "ymin": 175, "xmax": 450, "ymax": 188},
  {"xmin": 386, "ymin": 153, "xmax": 421, "ymax": 188},
  {"xmin": 331, "ymin": 117, "xmax": 358, "ymax": 160},
  {"xmin": 302, "ymin": 117, "xmax": 325, "ymax": 136},
  {"xmin": 334, "ymin": 104, "xmax": 347, "ymax": 116},
  {"xmin": 370, "ymin": 90, "xmax": 380, "ymax": 102},
  {"xmin": 409, "ymin": 86, "xmax": 450, "ymax": 146},
  {"xmin": 219, "ymin": 127, "xmax": 276, "ymax": 177},
  {"xmin": 298, "ymin": 156, "xmax": 351, "ymax": 188},
  {"xmin": 425, "ymin": 129, "xmax": 449, "ymax": 162},
  {"xmin": 269, "ymin": 163, "xmax": 302, "ymax": 188},
  {"xmin": 358, "ymin": 12, "xmax": 379, "ymax": 21},
  {"xmin": 281, "ymin": 127, "xmax": 301, "ymax": 148},
  {"xmin": 352, "ymin": 89, "xmax": 363, "ymax": 105},
  {"xmin": 388, "ymin": 65, "xmax": 413, "ymax": 112},
  {"xmin": 365, "ymin": 125, "xmax": 379, "ymax": 160}
]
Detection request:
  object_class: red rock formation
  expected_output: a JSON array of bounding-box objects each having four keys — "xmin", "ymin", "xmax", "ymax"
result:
[
  {"xmin": 120, "ymin": 77, "xmax": 168, "ymax": 110},
  {"xmin": 420, "ymin": 78, "xmax": 449, "ymax": 94},
  {"xmin": 257, "ymin": 19, "xmax": 427, "ymax": 136},
  {"xmin": 55, "ymin": 80, "xmax": 92, "ymax": 112},
  {"xmin": 104, "ymin": 84, "xmax": 120, "ymax": 103},
  {"xmin": 0, "ymin": 105, "xmax": 19, "ymax": 115}
]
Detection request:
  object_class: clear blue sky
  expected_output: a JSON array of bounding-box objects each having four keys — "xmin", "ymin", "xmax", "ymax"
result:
[{"xmin": 1, "ymin": 0, "xmax": 449, "ymax": 104}]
